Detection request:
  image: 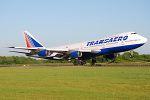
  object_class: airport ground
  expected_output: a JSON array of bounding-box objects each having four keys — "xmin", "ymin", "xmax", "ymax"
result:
[
  {"xmin": 0, "ymin": 62, "xmax": 150, "ymax": 67},
  {"xmin": 0, "ymin": 66, "xmax": 149, "ymax": 100}
]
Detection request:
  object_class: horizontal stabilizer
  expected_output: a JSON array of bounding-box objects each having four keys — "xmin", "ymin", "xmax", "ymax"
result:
[
  {"xmin": 9, "ymin": 51, "xmax": 30, "ymax": 54},
  {"xmin": 8, "ymin": 46, "xmax": 46, "ymax": 50}
]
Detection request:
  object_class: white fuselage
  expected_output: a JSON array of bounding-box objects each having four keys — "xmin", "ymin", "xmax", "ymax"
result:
[{"xmin": 49, "ymin": 32, "xmax": 147, "ymax": 59}]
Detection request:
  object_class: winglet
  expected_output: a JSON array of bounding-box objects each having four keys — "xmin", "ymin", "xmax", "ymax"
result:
[{"xmin": 23, "ymin": 31, "xmax": 44, "ymax": 47}]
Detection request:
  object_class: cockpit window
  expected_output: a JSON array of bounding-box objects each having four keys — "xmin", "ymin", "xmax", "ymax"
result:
[{"xmin": 131, "ymin": 33, "xmax": 137, "ymax": 34}]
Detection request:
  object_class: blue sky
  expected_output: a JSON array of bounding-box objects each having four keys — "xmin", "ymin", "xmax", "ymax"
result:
[{"xmin": 0, "ymin": 0, "xmax": 150, "ymax": 56}]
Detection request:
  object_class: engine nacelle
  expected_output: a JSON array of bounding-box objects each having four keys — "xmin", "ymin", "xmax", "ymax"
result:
[
  {"xmin": 38, "ymin": 50, "xmax": 51, "ymax": 56},
  {"xmin": 103, "ymin": 53, "xmax": 118, "ymax": 59},
  {"xmin": 70, "ymin": 51, "xmax": 82, "ymax": 58}
]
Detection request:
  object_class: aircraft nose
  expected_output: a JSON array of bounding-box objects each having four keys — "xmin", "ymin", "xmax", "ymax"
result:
[{"xmin": 141, "ymin": 36, "xmax": 147, "ymax": 43}]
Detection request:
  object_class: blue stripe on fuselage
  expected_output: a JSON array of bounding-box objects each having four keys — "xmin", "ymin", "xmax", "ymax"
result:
[
  {"xmin": 82, "ymin": 43, "xmax": 145, "ymax": 58},
  {"xmin": 45, "ymin": 43, "xmax": 144, "ymax": 60}
]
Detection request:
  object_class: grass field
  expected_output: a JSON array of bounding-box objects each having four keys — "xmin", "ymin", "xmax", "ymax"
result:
[{"xmin": 0, "ymin": 67, "xmax": 150, "ymax": 100}]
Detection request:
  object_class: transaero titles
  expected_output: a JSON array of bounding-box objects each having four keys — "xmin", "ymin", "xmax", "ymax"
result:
[{"xmin": 87, "ymin": 36, "xmax": 128, "ymax": 46}]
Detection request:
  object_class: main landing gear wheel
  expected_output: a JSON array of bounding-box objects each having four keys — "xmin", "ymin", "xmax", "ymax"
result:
[
  {"xmin": 91, "ymin": 59, "xmax": 96, "ymax": 66},
  {"xmin": 73, "ymin": 60, "xmax": 86, "ymax": 65}
]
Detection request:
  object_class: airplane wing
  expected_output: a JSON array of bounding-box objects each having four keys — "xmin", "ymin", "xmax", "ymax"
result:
[
  {"xmin": 9, "ymin": 46, "xmax": 69, "ymax": 53},
  {"xmin": 9, "ymin": 46, "xmax": 100, "ymax": 53}
]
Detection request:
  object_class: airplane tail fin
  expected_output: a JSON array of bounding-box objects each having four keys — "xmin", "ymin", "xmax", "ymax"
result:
[{"xmin": 23, "ymin": 31, "xmax": 44, "ymax": 48}]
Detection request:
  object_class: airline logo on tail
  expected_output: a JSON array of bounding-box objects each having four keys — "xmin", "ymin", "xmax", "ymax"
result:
[
  {"xmin": 24, "ymin": 32, "xmax": 33, "ymax": 47},
  {"xmin": 23, "ymin": 31, "xmax": 44, "ymax": 47}
]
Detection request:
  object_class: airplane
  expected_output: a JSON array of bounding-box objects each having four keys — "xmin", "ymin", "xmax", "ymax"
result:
[{"xmin": 9, "ymin": 31, "xmax": 147, "ymax": 65}]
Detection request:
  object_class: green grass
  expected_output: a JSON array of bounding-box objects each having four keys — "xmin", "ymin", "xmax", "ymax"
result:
[{"xmin": 0, "ymin": 67, "xmax": 150, "ymax": 100}]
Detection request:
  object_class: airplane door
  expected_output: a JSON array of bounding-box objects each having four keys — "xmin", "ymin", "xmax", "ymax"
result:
[
  {"xmin": 121, "ymin": 40, "xmax": 124, "ymax": 45},
  {"xmin": 103, "ymin": 43, "xmax": 105, "ymax": 48},
  {"xmin": 80, "ymin": 45, "xmax": 83, "ymax": 49}
]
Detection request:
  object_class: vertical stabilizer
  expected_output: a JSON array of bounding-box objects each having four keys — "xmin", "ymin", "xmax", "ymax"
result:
[{"xmin": 23, "ymin": 31, "xmax": 44, "ymax": 47}]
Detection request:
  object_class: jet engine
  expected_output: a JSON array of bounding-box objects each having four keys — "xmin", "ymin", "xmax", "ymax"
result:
[
  {"xmin": 103, "ymin": 53, "xmax": 118, "ymax": 59},
  {"xmin": 70, "ymin": 51, "xmax": 82, "ymax": 58},
  {"xmin": 38, "ymin": 50, "xmax": 51, "ymax": 56}
]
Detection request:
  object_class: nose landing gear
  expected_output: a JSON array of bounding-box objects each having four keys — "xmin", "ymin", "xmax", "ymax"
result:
[{"xmin": 130, "ymin": 50, "xmax": 134, "ymax": 58}]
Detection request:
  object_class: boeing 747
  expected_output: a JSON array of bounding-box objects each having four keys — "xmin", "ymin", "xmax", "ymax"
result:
[{"xmin": 9, "ymin": 31, "xmax": 147, "ymax": 65}]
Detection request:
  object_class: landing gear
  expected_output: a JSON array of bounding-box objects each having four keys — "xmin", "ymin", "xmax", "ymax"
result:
[
  {"xmin": 73, "ymin": 59, "xmax": 86, "ymax": 65},
  {"xmin": 73, "ymin": 59, "xmax": 80, "ymax": 65},
  {"xmin": 80, "ymin": 61, "xmax": 86, "ymax": 65},
  {"xmin": 130, "ymin": 50, "xmax": 134, "ymax": 58},
  {"xmin": 91, "ymin": 59, "xmax": 96, "ymax": 66}
]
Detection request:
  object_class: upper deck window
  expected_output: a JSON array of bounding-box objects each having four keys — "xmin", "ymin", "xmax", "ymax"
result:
[{"xmin": 131, "ymin": 33, "xmax": 137, "ymax": 35}]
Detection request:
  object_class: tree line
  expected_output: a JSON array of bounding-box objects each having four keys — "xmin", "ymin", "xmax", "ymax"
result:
[{"xmin": 0, "ymin": 51, "xmax": 150, "ymax": 64}]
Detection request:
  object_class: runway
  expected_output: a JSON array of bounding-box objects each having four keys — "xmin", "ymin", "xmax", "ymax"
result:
[{"xmin": 0, "ymin": 65, "xmax": 150, "ymax": 67}]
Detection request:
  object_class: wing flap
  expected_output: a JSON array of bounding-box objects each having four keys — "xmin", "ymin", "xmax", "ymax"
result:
[
  {"xmin": 79, "ymin": 49, "xmax": 91, "ymax": 52},
  {"xmin": 79, "ymin": 49, "xmax": 101, "ymax": 53},
  {"xmin": 47, "ymin": 48, "xmax": 69, "ymax": 52}
]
